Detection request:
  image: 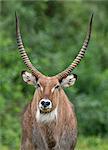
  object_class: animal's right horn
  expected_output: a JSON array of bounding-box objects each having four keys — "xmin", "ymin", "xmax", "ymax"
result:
[
  {"xmin": 56, "ymin": 14, "xmax": 93, "ymax": 80},
  {"xmin": 15, "ymin": 13, "xmax": 43, "ymax": 78}
]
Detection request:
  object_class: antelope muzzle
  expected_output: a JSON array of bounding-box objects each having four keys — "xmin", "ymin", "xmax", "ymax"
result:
[{"xmin": 39, "ymin": 99, "xmax": 52, "ymax": 113}]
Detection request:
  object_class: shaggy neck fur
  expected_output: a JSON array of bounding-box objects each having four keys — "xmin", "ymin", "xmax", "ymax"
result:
[{"xmin": 36, "ymin": 107, "xmax": 58, "ymax": 123}]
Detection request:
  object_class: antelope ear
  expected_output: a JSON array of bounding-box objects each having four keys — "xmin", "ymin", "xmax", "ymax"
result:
[
  {"xmin": 21, "ymin": 71, "xmax": 37, "ymax": 86},
  {"xmin": 60, "ymin": 74, "xmax": 77, "ymax": 87}
]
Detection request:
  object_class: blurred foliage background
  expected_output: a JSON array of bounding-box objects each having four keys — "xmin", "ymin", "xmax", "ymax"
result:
[{"xmin": 0, "ymin": 0, "xmax": 108, "ymax": 150}]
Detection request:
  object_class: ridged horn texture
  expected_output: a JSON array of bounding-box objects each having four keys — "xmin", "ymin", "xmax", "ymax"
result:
[
  {"xmin": 15, "ymin": 13, "xmax": 43, "ymax": 78},
  {"xmin": 56, "ymin": 14, "xmax": 93, "ymax": 81}
]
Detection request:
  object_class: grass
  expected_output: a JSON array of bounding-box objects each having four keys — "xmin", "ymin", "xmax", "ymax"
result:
[{"xmin": 76, "ymin": 136, "xmax": 108, "ymax": 150}]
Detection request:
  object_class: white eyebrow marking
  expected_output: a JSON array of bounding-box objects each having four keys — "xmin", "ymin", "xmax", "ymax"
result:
[
  {"xmin": 51, "ymin": 87, "xmax": 55, "ymax": 93},
  {"xmin": 40, "ymin": 86, "xmax": 43, "ymax": 91}
]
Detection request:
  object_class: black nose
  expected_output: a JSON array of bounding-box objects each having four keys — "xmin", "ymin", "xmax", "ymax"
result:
[{"xmin": 41, "ymin": 101, "xmax": 50, "ymax": 108}]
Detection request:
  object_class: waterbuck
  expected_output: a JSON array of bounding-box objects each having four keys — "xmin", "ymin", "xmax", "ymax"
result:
[{"xmin": 15, "ymin": 14, "xmax": 93, "ymax": 150}]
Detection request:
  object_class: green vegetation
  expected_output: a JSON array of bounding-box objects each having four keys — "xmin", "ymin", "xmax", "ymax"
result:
[
  {"xmin": 76, "ymin": 136, "xmax": 108, "ymax": 150},
  {"xmin": 0, "ymin": 0, "xmax": 108, "ymax": 149}
]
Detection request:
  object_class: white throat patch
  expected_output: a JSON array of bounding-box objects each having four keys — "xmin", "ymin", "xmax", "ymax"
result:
[{"xmin": 36, "ymin": 108, "xmax": 58, "ymax": 123}]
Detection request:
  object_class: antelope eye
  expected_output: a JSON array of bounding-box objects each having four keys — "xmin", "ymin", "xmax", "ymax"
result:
[
  {"xmin": 55, "ymin": 85, "xmax": 60, "ymax": 89},
  {"xmin": 37, "ymin": 83, "xmax": 40, "ymax": 88}
]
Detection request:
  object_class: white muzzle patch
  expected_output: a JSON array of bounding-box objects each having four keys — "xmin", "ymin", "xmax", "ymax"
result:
[{"xmin": 36, "ymin": 107, "xmax": 57, "ymax": 123}]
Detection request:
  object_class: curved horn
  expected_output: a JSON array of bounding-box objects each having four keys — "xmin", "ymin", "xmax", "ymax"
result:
[
  {"xmin": 56, "ymin": 14, "xmax": 93, "ymax": 80},
  {"xmin": 15, "ymin": 13, "xmax": 43, "ymax": 78}
]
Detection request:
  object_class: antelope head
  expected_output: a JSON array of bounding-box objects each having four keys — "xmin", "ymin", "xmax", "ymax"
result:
[{"xmin": 16, "ymin": 14, "xmax": 93, "ymax": 122}]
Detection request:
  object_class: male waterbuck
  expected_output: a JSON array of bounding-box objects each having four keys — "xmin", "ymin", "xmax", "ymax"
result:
[{"xmin": 16, "ymin": 14, "xmax": 93, "ymax": 150}]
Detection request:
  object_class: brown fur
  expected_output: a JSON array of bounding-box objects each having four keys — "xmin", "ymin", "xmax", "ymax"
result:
[{"xmin": 20, "ymin": 76, "xmax": 77, "ymax": 150}]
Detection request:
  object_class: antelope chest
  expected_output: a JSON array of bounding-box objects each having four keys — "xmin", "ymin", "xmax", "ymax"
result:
[{"xmin": 32, "ymin": 122, "xmax": 57, "ymax": 150}]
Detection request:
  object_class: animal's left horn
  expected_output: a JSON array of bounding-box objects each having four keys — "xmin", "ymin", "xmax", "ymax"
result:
[
  {"xmin": 56, "ymin": 14, "xmax": 93, "ymax": 80},
  {"xmin": 15, "ymin": 13, "xmax": 43, "ymax": 78}
]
